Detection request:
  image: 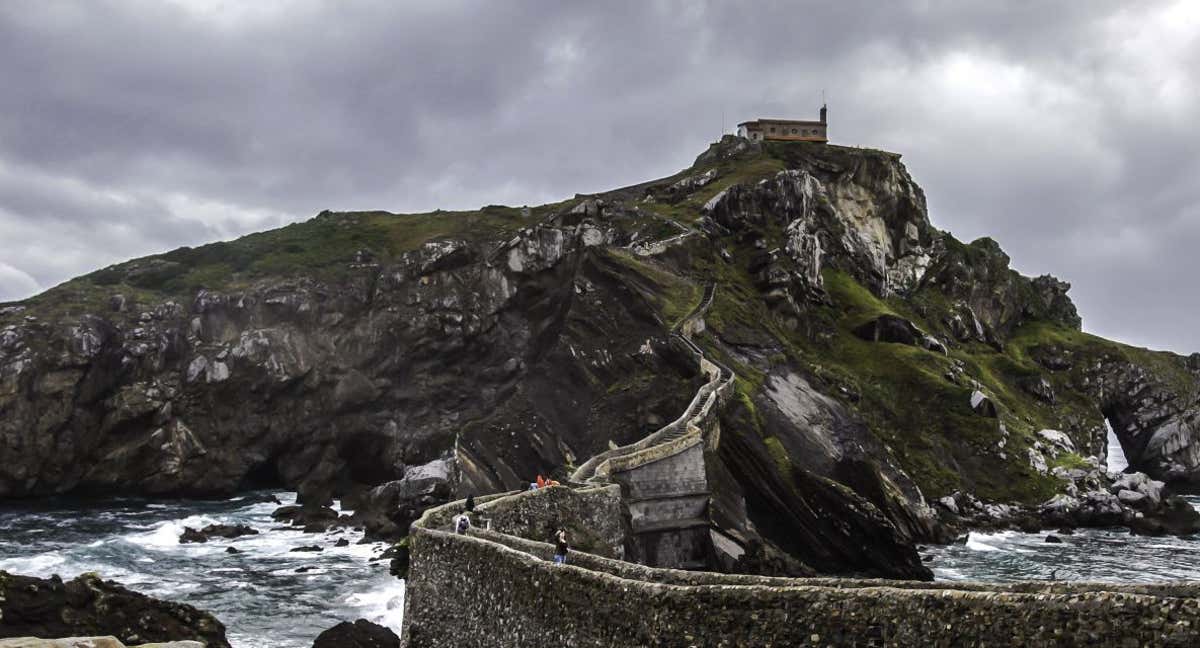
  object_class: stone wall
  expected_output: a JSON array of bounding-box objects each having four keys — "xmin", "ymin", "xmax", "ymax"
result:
[
  {"xmin": 402, "ymin": 517, "xmax": 1200, "ymax": 647},
  {"xmin": 471, "ymin": 484, "xmax": 626, "ymax": 559},
  {"xmin": 613, "ymin": 438, "xmax": 711, "ymax": 567}
]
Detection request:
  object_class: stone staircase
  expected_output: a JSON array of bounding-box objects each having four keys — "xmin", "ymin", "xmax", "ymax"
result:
[{"xmin": 567, "ymin": 281, "xmax": 735, "ymax": 568}]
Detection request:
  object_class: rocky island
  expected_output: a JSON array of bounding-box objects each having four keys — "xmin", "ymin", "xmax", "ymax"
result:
[{"xmin": 4, "ymin": 137, "xmax": 1200, "ymax": 645}]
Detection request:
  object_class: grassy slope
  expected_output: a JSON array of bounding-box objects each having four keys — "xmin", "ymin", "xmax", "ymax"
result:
[{"xmin": 8, "ymin": 205, "xmax": 569, "ymax": 325}]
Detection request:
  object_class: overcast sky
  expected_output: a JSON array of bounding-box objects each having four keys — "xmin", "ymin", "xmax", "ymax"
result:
[{"xmin": 1, "ymin": 1, "xmax": 1197, "ymax": 353}]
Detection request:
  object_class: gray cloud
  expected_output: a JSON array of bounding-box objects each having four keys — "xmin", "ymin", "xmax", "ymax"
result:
[{"xmin": 0, "ymin": 0, "xmax": 1196, "ymax": 353}]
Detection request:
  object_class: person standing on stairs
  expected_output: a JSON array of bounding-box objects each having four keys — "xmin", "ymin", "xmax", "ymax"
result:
[
  {"xmin": 453, "ymin": 509, "xmax": 472, "ymax": 535},
  {"xmin": 553, "ymin": 528, "xmax": 569, "ymax": 565}
]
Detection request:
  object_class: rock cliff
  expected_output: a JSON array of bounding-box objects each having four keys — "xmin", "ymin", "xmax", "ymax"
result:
[{"xmin": 3, "ymin": 137, "xmax": 1199, "ymax": 576}]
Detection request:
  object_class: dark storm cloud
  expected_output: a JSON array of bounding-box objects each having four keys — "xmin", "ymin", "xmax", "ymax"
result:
[{"xmin": 0, "ymin": 1, "xmax": 1196, "ymax": 353}]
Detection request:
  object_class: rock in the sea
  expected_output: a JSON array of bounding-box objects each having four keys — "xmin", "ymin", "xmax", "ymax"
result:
[
  {"xmin": 290, "ymin": 545, "xmax": 323, "ymax": 552},
  {"xmin": 0, "ymin": 572, "xmax": 229, "ymax": 648},
  {"xmin": 1130, "ymin": 495, "xmax": 1200, "ymax": 536},
  {"xmin": 311, "ymin": 619, "xmax": 400, "ymax": 648},
  {"xmin": 1044, "ymin": 535, "xmax": 1063, "ymax": 544},
  {"xmin": 179, "ymin": 524, "xmax": 258, "ymax": 544},
  {"xmin": 272, "ymin": 505, "xmax": 340, "ymax": 532}
]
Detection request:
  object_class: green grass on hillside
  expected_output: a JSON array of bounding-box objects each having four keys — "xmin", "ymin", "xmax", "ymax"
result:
[{"xmin": 78, "ymin": 208, "xmax": 538, "ymax": 298}]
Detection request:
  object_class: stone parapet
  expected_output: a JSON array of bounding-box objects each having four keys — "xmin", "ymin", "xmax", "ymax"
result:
[{"xmin": 402, "ymin": 515, "xmax": 1200, "ymax": 647}]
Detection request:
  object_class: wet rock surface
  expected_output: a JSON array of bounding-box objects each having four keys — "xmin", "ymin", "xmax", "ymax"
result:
[
  {"xmin": 0, "ymin": 572, "xmax": 229, "ymax": 648},
  {"xmin": 936, "ymin": 465, "xmax": 1200, "ymax": 537},
  {"xmin": 311, "ymin": 620, "xmax": 399, "ymax": 648},
  {"xmin": 178, "ymin": 524, "xmax": 258, "ymax": 544}
]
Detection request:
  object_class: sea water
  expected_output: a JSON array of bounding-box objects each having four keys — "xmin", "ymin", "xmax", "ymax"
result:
[
  {"xmin": 0, "ymin": 491, "xmax": 403, "ymax": 648},
  {"xmin": 925, "ymin": 505, "xmax": 1200, "ymax": 583},
  {"xmin": 926, "ymin": 434, "xmax": 1200, "ymax": 583},
  {"xmin": 5, "ymin": 487, "xmax": 1200, "ymax": 645}
]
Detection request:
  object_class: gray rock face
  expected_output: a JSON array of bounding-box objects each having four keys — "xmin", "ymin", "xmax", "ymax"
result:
[
  {"xmin": 702, "ymin": 157, "xmax": 933, "ymax": 303},
  {"xmin": 1071, "ymin": 352, "xmax": 1200, "ymax": 484},
  {"xmin": 0, "ymin": 216, "xmax": 697, "ymax": 503}
]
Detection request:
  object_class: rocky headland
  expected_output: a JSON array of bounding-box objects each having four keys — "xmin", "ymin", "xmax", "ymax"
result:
[{"xmin": 3, "ymin": 136, "xmax": 1200, "ymax": 583}]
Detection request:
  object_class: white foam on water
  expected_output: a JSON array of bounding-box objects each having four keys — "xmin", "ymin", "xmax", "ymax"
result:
[
  {"xmin": 0, "ymin": 552, "xmax": 66, "ymax": 573},
  {"xmin": 125, "ymin": 514, "xmax": 223, "ymax": 550},
  {"xmin": 344, "ymin": 578, "xmax": 406, "ymax": 636},
  {"xmin": 965, "ymin": 532, "xmax": 1010, "ymax": 552},
  {"xmin": 0, "ymin": 551, "xmax": 138, "ymax": 585},
  {"xmin": 933, "ymin": 567, "xmax": 967, "ymax": 580}
]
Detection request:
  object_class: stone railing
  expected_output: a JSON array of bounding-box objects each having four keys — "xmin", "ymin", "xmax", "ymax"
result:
[{"xmin": 403, "ymin": 491, "xmax": 1200, "ymax": 647}]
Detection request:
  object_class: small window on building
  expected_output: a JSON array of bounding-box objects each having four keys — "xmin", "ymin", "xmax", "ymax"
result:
[
  {"xmin": 769, "ymin": 127, "xmax": 776, "ymax": 134},
  {"xmin": 791, "ymin": 128, "xmax": 798, "ymax": 134}
]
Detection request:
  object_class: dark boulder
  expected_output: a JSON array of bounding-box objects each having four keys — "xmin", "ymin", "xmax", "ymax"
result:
[
  {"xmin": 312, "ymin": 619, "xmax": 400, "ymax": 648},
  {"xmin": 179, "ymin": 523, "xmax": 259, "ymax": 543},
  {"xmin": 273, "ymin": 504, "xmax": 340, "ymax": 532},
  {"xmin": 852, "ymin": 314, "xmax": 921, "ymax": 346},
  {"xmin": 1131, "ymin": 496, "xmax": 1200, "ymax": 536},
  {"xmin": 1044, "ymin": 535, "xmax": 1063, "ymax": 544},
  {"xmin": 346, "ymin": 461, "xmax": 454, "ymax": 542},
  {"xmin": 290, "ymin": 545, "xmax": 323, "ymax": 553},
  {"xmin": 0, "ymin": 571, "xmax": 229, "ymax": 647}
]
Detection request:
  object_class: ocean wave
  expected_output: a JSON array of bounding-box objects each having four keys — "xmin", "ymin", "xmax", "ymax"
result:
[
  {"xmin": 343, "ymin": 578, "xmax": 406, "ymax": 635},
  {"xmin": 965, "ymin": 532, "xmax": 1009, "ymax": 552},
  {"xmin": 124, "ymin": 514, "xmax": 223, "ymax": 550},
  {"xmin": 0, "ymin": 552, "xmax": 66, "ymax": 574}
]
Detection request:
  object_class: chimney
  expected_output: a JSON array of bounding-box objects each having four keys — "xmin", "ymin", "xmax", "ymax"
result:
[{"xmin": 819, "ymin": 103, "xmax": 827, "ymax": 124}]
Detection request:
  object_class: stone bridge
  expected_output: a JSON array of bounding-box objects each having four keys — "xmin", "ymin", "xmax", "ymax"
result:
[{"xmin": 401, "ymin": 283, "xmax": 1200, "ymax": 647}]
